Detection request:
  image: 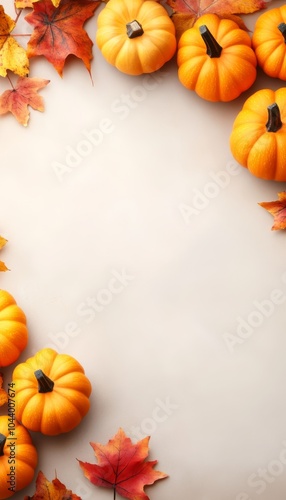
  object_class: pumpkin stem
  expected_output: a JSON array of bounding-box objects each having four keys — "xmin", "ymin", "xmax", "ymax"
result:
[
  {"xmin": 0, "ymin": 433, "xmax": 6, "ymax": 456},
  {"xmin": 278, "ymin": 22, "xmax": 286, "ymax": 42},
  {"xmin": 266, "ymin": 103, "xmax": 283, "ymax": 132},
  {"xmin": 199, "ymin": 25, "xmax": 222, "ymax": 58},
  {"xmin": 126, "ymin": 20, "xmax": 144, "ymax": 39},
  {"xmin": 34, "ymin": 369, "xmax": 54, "ymax": 393}
]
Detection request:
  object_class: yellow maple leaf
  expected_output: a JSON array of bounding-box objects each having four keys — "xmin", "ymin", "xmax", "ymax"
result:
[
  {"xmin": 0, "ymin": 236, "xmax": 9, "ymax": 271},
  {"xmin": 15, "ymin": 0, "xmax": 38, "ymax": 8},
  {"xmin": 0, "ymin": 5, "xmax": 29, "ymax": 77},
  {"xmin": 50, "ymin": 0, "xmax": 62, "ymax": 6},
  {"xmin": 15, "ymin": 0, "xmax": 61, "ymax": 6}
]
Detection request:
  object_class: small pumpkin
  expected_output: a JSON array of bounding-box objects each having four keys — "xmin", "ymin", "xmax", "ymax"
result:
[
  {"xmin": 0, "ymin": 415, "xmax": 38, "ymax": 499},
  {"xmin": 230, "ymin": 88, "xmax": 286, "ymax": 181},
  {"xmin": 252, "ymin": 6, "xmax": 286, "ymax": 80},
  {"xmin": 12, "ymin": 348, "xmax": 92, "ymax": 436},
  {"xmin": 177, "ymin": 13, "xmax": 257, "ymax": 102},
  {"xmin": 96, "ymin": 0, "xmax": 177, "ymax": 75},
  {"xmin": 0, "ymin": 290, "xmax": 28, "ymax": 367}
]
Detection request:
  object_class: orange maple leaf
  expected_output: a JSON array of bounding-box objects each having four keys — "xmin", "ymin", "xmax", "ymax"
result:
[
  {"xmin": 166, "ymin": 0, "xmax": 267, "ymax": 38},
  {"xmin": 0, "ymin": 236, "xmax": 9, "ymax": 272},
  {"xmin": 0, "ymin": 76, "xmax": 49, "ymax": 126},
  {"xmin": 0, "ymin": 5, "xmax": 29, "ymax": 77},
  {"xmin": 25, "ymin": 0, "xmax": 101, "ymax": 77},
  {"xmin": 259, "ymin": 191, "xmax": 286, "ymax": 231},
  {"xmin": 0, "ymin": 373, "xmax": 8, "ymax": 406},
  {"xmin": 78, "ymin": 427, "xmax": 168, "ymax": 500},
  {"xmin": 24, "ymin": 470, "xmax": 81, "ymax": 499}
]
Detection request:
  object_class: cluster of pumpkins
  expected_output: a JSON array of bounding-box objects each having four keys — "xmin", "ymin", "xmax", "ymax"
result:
[
  {"xmin": 0, "ymin": 289, "xmax": 92, "ymax": 498},
  {"xmin": 96, "ymin": 0, "xmax": 286, "ymax": 182}
]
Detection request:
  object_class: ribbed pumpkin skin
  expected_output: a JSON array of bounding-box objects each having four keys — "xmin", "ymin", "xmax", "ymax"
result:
[
  {"xmin": 96, "ymin": 0, "xmax": 177, "ymax": 75},
  {"xmin": 252, "ymin": 6, "xmax": 286, "ymax": 80},
  {"xmin": 12, "ymin": 348, "xmax": 92, "ymax": 436},
  {"xmin": 0, "ymin": 416, "xmax": 38, "ymax": 499},
  {"xmin": 177, "ymin": 14, "xmax": 257, "ymax": 102},
  {"xmin": 230, "ymin": 88, "xmax": 286, "ymax": 181},
  {"xmin": 0, "ymin": 290, "xmax": 28, "ymax": 367}
]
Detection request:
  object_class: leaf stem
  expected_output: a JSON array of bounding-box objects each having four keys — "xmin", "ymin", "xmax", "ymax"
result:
[
  {"xmin": 14, "ymin": 9, "xmax": 22, "ymax": 25},
  {"xmin": 11, "ymin": 33, "xmax": 32, "ymax": 37},
  {"xmin": 6, "ymin": 73, "xmax": 15, "ymax": 90}
]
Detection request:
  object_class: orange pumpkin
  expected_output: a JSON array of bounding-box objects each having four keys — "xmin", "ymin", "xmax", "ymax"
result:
[
  {"xmin": 0, "ymin": 290, "xmax": 28, "ymax": 367},
  {"xmin": 177, "ymin": 13, "xmax": 257, "ymax": 102},
  {"xmin": 252, "ymin": 5, "xmax": 286, "ymax": 80},
  {"xmin": 96, "ymin": 0, "xmax": 177, "ymax": 75},
  {"xmin": 12, "ymin": 348, "xmax": 92, "ymax": 436},
  {"xmin": 230, "ymin": 88, "xmax": 286, "ymax": 181},
  {"xmin": 0, "ymin": 415, "xmax": 37, "ymax": 499}
]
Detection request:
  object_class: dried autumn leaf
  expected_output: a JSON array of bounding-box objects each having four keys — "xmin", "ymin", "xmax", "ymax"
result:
[
  {"xmin": 25, "ymin": 0, "xmax": 100, "ymax": 77},
  {"xmin": 0, "ymin": 76, "xmax": 49, "ymax": 126},
  {"xmin": 78, "ymin": 427, "xmax": 168, "ymax": 500},
  {"xmin": 50, "ymin": 0, "xmax": 63, "ymax": 7},
  {"xmin": 16, "ymin": 0, "xmax": 62, "ymax": 7},
  {"xmin": 0, "ymin": 5, "xmax": 29, "ymax": 77},
  {"xmin": 15, "ymin": 0, "xmax": 37, "ymax": 9},
  {"xmin": 167, "ymin": 0, "xmax": 267, "ymax": 38},
  {"xmin": 24, "ymin": 470, "xmax": 82, "ymax": 499},
  {"xmin": 259, "ymin": 191, "xmax": 286, "ymax": 231},
  {"xmin": 0, "ymin": 236, "xmax": 9, "ymax": 272},
  {"xmin": 0, "ymin": 373, "xmax": 8, "ymax": 406}
]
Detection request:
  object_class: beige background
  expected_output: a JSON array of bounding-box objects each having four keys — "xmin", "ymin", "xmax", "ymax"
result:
[{"xmin": 1, "ymin": 0, "xmax": 286, "ymax": 498}]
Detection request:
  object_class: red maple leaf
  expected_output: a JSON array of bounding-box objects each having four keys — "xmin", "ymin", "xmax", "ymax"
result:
[
  {"xmin": 25, "ymin": 0, "xmax": 100, "ymax": 76},
  {"xmin": 166, "ymin": 0, "xmax": 267, "ymax": 38},
  {"xmin": 259, "ymin": 191, "xmax": 286, "ymax": 230},
  {"xmin": 0, "ymin": 76, "xmax": 49, "ymax": 126},
  {"xmin": 78, "ymin": 428, "xmax": 168, "ymax": 500}
]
